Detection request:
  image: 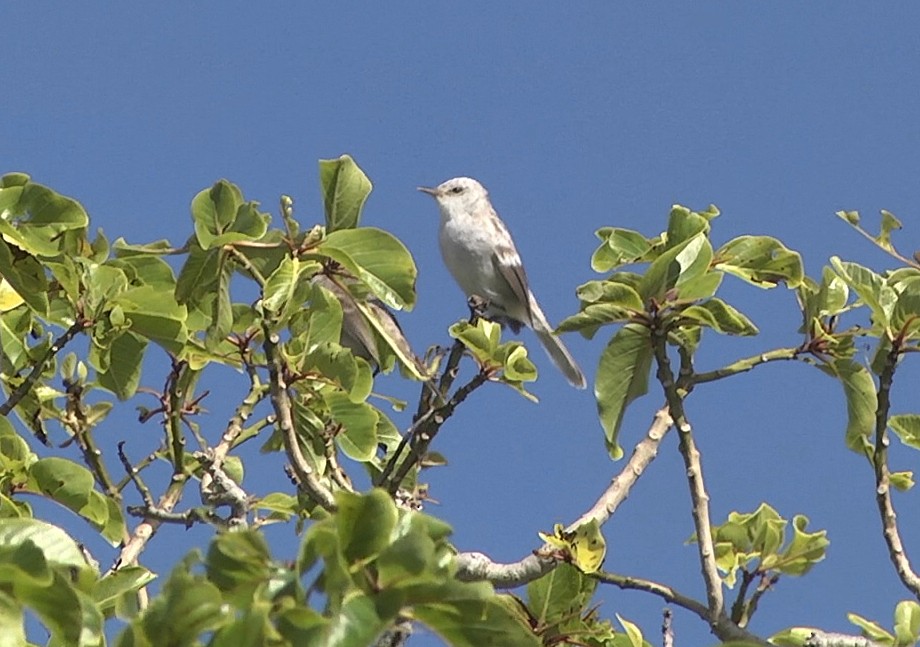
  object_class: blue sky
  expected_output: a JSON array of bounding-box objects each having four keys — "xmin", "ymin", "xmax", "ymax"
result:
[{"xmin": 6, "ymin": 4, "xmax": 920, "ymax": 645}]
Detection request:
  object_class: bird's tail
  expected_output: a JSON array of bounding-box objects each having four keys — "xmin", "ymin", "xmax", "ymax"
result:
[{"xmin": 529, "ymin": 297, "xmax": 586, "ymax": 389}]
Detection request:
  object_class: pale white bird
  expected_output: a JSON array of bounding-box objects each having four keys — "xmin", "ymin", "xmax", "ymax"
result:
[{"xmin": 418, "ymin": 177, "xmax": 586, "ymax": 389}]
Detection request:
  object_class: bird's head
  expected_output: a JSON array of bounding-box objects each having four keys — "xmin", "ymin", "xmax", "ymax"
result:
[{"xmin": 418, "ymin": 177, "xmax": 489, "ymax": 215}]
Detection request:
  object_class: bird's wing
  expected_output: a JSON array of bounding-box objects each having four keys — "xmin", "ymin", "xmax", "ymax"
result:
[{"xmin": 492, "ymin": 250, "xmax": 534, "ymax": 326}]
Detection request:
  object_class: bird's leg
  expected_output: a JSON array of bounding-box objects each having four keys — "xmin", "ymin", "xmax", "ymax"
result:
[{"xmin": 467, "ymin": 295, "xmax": 489, "ymax": 324}]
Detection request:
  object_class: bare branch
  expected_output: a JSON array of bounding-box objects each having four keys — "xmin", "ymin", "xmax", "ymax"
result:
[
  {"xmin": 804, "ymin": 631, "xmax": 886, "ymax": 647},
  {"xmin": 594, "ymin": 571, "xmax": 770, "ymax": 646},
  {"xmin": 872, "ymin": 337, "xmax": 920, "ymax": 597},
  {"xmin": 456, "ymin": 406, "xmax": 671, "ymax": 586},
  {"xmin": 651, "ymin": 323, "xmax": 723, "ymax": 621},
  {"xmin": 661, "ymin": 608, "xmax": 674, "ymax": 647}
]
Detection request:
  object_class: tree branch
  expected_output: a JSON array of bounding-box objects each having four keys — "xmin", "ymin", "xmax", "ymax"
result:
[
  {"xmin": 456, "ymin": 406, "xmax": 671, "ymax": 587},
  {"xmin": 651, "ymin": 324, "xmax": 724, "ymax": 622},
  {"xmin": 872, "ymin": 336, "xmax": 920, "ymax": 597},
  {"xmin": 593, "ymin": 571, "xmax": 770, "ymax": 646},
  {"xmin": 690, "ymin": 346, "xmax": 803, "ymax": 386},
  {"xmin": 0, "ymin": 319, "xmax": 89, "ymax": 420},
  {"xmin": 263, "ymin": 330, "xmax": 337, "ymax": 511},
  {"xmin": 804, "ymin": 631, "xmax": 886, "ymax": 647}
]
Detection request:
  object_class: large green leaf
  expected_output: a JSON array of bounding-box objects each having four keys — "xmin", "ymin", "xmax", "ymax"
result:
[
  {"xmin": 715, "ymin": 236, "xmax": 804, "ymax": 289},
  {"xmin": 817, "ymin": 358, "xmax": 876, "ymax": 453},
  {"xmin": 96, "ymin": 331, "xmax": 147, "ymax": 400},
  {"xmin": 637, "ymin": 233, "xmax": 712, "ymax": 302},
  {"xmin": 112, "ymin": 285, "xmax": 187, "ymax": 352},
  {"xmin": 325, "ymin": 392, "xmax": 379, "ymax": 462},
  {"xmin": 0, "ymin": 177, "xmax": 89, "ymax": 259},
  {"xmin": 595, "ymin": 324, "xmax": 653, "ymax": 459},
  {"xmin": 678, "ymin": 298, "xmax": 759, "ymax": 336},
  {"xmin": 558, "ymin": 281, "xmax": 644, "ymax": 337},
  {"xmin": 0, "ymin": 239, "xmax": 49, "ymax": 315},
  {"xmin": 191, "ymin": 180, "xmax": 242, "ymax": 250},
  {"xmin": 27, "ymin": 459, "xmax": 125, "ymax": 544},
  {"xmin": 591, "ymin": 227, "xmax": 653, "ymax": 272},
  {"xmin": 319, "ymin": 155, "xmax": 373, "ymax": 232},
  {"xmin": 334, "ymin": 489, "xmax": 397, "ymax": 565},
  {"xmin": 314, "ymin": 228, "xmax": 417, "ymax": 311},
  {"xmin": 665, "ymin": 204, "xmax": 715, "ymax": 248},
  {"xmin": 526, "ymin": 564, "xmax": 596, "ymax": 627}
]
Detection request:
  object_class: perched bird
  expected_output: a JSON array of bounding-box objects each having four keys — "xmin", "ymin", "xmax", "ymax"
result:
[
  {"xmin": 311, "ymin": 273, "xmax": 426, "ymax": 378},
  {"xmin": 418, "ymin": 177, "xmax": 586, "ymax": 389}
]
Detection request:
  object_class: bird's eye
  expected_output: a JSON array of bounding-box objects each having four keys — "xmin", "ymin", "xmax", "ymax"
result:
[{"xmin": 450, "ymin": 186, "xmax": 464, "ymax": 194}]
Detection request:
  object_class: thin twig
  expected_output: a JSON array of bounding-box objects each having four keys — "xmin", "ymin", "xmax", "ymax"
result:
[
  {"xmin": 386, "ymin": 372, "xmax": 488, "ymax": 492},
  {"xmin": 593, "ymin": 571, "xmax": 769, "ymax": 646},
  {"xmin": 0, "ymin": 319, "xmax": 89, "ymax": 418},
  {"xmin": 62, "ymin": 380, "xmax": 120, "ymax": 498},
  {"xmin": 117, "ymin": 442, "xmax": 154, "ymax": 507},
  {"xmin": 661, "ymin": 608, "xmax": 674, "ymax": 647}
]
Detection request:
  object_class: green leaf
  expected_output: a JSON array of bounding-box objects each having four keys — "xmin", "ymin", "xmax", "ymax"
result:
[
  {"xmin": 27, "ymin": 459, "xmax": 125, "ymax": 543},
  {"xmin": 679, "ymin": 298, "xmax": 759, "ymax": 336},
  {"xmin": 890, "ymin": 471, "xmax": 915, "ymax": 492},
  {"xmin": 558, "ymin": 280, "xmax": 644, "ymax": 336},
  {"xmin": 615, "ymin": 614, "xmax": 646, "ymax": 647},
  {"xmin": 133, "ymin": 561, "xmax": 227, "ymax": 645},
  {"xmin": 0, "ymin": 590, "xmax": 26, "ymax": 647},
  {"xmin": 526, "ymin": 564, "xmax": 596, "ymax": 627},
  {"xmin": 190, "ymin": 180, "xmax": 243, "ymax": 250},
  {"xmin": 830, "ymin": 257, "xmax": 897, "ymax": 330},
  {"xmin": 847, "ymin": 613, "xmax": 894, "ymax": 644},
  {"xmin": 205, "ymin": 531, "xmax": 273, "ymax": 603},
  {"xmin": 877, "ymin": 210, "xmax": 903, "ymax": 250},
  {"xmin": 325, "ymin": 392, "xmax": 379, "ymax": 462},
  {"xmin": 335, "ymin": 490, "xmax": 398, "ymax": 564},
  {"xmin": 304, "ymin": 342, "xmax": 373, "ymax": 403},
  {"xmin": 450, "ymin": 319, "xmax": 500, "ymax": 362},
  {"xmin": 0, "ymin": 240, "xmax": 49, "ymax": 315},
  {"xmin": 175, "ymin": 244, "xmax": 220, "ymax": 307},
  {"xmin": 891, "ymin": 415, "xmax": 920, "ymax": 451},
  {"xmin": 836, "ymin": 210, "xmax": 861, "ymax": 226},
  {"xmin": 314, "ymin": 228, "xmax": 417, "ymax": 311},
  {"xmin": 205, "ymin": 255, "xmax": 234, "ymax": 349},
  {"xmin": 591, "ymin": 228, "xmax": 653, "ymax": 272},
  {"xmin": 638, "ymin": 233, "xmax": 712, "ymax": 302},
  {"xmin": 892, "ymin": 289, "xmax": 920, "ymax": 339},
  {"xmin": 894, "ymin": 600, "xmax": 920, "ymax": 647},
  {"xmin": 262, "ymin": 256, "xmax": 302, "ymax": 316},
  {"xmin": 715, "ymin": 236, "xmax": 804, "ymax": 289},
  {"xmin": 776, "ymin": 514, "xmax": 828, "ymax": 576},
  {"xmin": 113, "ymin": 285, "xmax": 187, "ymax": 352},
  {"xmin": 0, "ymin": 519, "xmax": 89, "ymax": 572},
  {"xmin": 96, "ymin": 331, "xmax": 146, "ymax": 400},
  {"xmin": 817, "ymin": 358, "xmax": 877, "ymax": 453},
  {"xmin": 414, "ymin": 584, "xmax": 542, "ymax": 647},
  {"xmin": 665, "ymin": 204, "xmax": 714, "ymax": 248},
  {"xmin": 594, "ymin": 324, "xmax": 652, "ymax": 460},
  {"xmin": 93, "ymin": 567, "xmax": 156, "ymax": 616},
  {"xmin": 353, "ymin": 299, "xmax": 428, "ymax": 380},
  {"xmin": 319, "ymin": 155, "xmax": 373, "ymax": 232}
]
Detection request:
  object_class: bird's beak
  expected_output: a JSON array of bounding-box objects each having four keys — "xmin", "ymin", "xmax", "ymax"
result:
[{"xmin": 417, "ymin": 186, "xmax": 439, "ymax": 197}]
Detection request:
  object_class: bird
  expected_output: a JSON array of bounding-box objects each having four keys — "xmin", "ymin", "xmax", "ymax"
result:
[
  {"xmin": 311, "ymin": 273, "xmax": 426, "ymax": 378},
  {"xmin": 418, "ymin": 177, "xmax": 586, "ymax": 389}
]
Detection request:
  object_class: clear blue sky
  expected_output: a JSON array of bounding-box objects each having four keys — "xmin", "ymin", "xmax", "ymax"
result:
[{"xmin": 6, "ymin": 4, "xmax": 920, "ymax": 645}]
